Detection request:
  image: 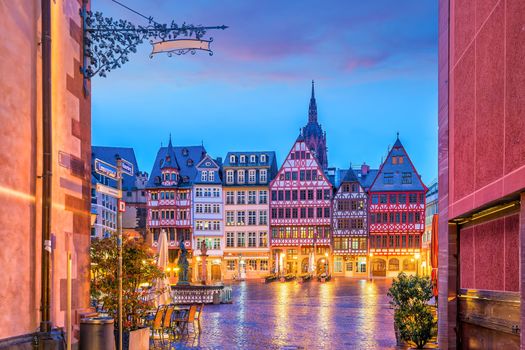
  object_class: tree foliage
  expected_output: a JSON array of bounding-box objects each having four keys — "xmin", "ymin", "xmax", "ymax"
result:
[
  {"xmin": 388, "ymin": 272, "xmax": 436, "ymax": 349},
  {"xmin": 90, "ymin": 233, "xmax": 165, "ymax": 331}
]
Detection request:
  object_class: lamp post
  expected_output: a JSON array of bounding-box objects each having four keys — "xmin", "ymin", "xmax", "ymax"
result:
[{"xmin": 368, "ymin": 252, "xmax": 373, "ymax": 281}]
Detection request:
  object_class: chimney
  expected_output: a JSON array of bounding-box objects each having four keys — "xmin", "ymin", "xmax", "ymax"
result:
[{"xmin": 361, "ymin": 162, "xmax": 370, "ymax": 176}]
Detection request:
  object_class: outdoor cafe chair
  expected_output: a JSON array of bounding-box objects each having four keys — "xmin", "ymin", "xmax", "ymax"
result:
[
  {"xmin": 149, "ymin": 305, "xmax": 167, "ymax": 348},
  {"xmin": 162, "ymin": 304, "xmax": 175, "ymax": 340},
  {"xmin": 175, "ymin": 304, "xmax": 198, "ymax": 337}
]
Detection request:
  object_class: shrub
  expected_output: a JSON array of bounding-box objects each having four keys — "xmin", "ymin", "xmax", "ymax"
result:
[
  {"xmin": 388, "ymin": 272, "xmax": 436, "ymax": 349},
  {"xmin": 90, "ymin": 233, "xmax": 165, "ymax": 331}
]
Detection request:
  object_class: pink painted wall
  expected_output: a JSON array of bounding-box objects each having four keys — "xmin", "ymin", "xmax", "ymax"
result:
[
  {"xmin": 460, "ymin": 213, "xmax": 519, "ymax": 291},
  {"xmin": 449, "ymin": 0, "xmax": 525, "ymax": 219}
]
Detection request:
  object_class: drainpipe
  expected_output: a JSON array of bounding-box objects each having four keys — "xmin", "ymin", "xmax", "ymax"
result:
[{"xmin": 40, "ymin": 0, "xmax": 53, "ymax": 334}]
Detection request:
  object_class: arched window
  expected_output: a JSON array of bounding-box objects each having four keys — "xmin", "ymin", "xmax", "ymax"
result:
[
  {"xmin": 389, "ymin": 258, "xmax": 399, "ymax": 271},
  {"xmin": 403, "ymin": 258, "xmax": 416, "ymax": 271}
]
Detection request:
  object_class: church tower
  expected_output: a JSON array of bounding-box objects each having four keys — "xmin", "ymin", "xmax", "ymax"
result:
[{"xmin": 301, "ymin": 81, "xmax": 328, "ymax": 169}]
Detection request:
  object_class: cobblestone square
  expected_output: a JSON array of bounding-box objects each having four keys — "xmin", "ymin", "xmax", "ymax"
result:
[{"xmin": 171, "ymin": 278, "xmax": 399, "ymax": 350}]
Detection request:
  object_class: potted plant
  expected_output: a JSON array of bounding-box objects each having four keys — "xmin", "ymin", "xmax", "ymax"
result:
[
  {"xmin": 91, "ymin": 233, "xmax": 166, "ymax": 350},
  {"xmin": 387, "ymin": 272, "xmax": 436, "ymax": 349}
]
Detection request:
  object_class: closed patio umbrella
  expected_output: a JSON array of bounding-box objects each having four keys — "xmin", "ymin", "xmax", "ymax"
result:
[
  {"xmin": 155, "ymin": 230, "xmax": 171, "ymax": 306},
  {"xmin": 430, "ymin": 214, "xmax": 439, "ymax": 298}
]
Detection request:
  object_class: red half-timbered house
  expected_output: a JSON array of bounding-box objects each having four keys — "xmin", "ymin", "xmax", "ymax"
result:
[
  {"xmin": 368, "ymin": 136, "xmax": 427, "ymax": 277},
  {"xmin": 269, "ymin": 135, "xmax": 333, "ymax": 275}
]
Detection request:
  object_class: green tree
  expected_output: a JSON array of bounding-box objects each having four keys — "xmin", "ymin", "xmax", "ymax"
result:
[
  {"xmin": 388, "ymin": 272, "xmax": 436, "ymax": 349},
  {"xmin": 90, "ymin": 233, "xmax": 165, "ymax": 331}
]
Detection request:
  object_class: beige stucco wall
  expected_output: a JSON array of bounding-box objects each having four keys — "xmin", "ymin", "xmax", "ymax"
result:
[{"xmin": 0, "ymin": 0, "xmax": 91, "ymax": 341}]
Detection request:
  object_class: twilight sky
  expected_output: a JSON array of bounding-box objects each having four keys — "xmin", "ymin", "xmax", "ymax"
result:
[{"xmin": 92, "ymin": 0, "xmax": 438, "ymax": 184}]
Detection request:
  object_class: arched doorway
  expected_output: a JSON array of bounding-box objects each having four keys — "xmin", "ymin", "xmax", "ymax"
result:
[
  {"xmin": 301, "ymin": 258, "xmax": 309, "ymax": 273},
  {"xmin": 211, "ymin": 264, "xmax": 221, "ymax": 281},
  {"xmin": 371, "ymin": 258, "xmax": 386, "ymax": 277},
  {"xmin": 316, "ymin": 258, "xmax": 328, "ymax": 275}
]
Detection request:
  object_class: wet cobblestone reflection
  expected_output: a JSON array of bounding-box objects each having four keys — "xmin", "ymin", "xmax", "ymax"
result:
[{"xmin": 170, "ymin": 278, "xmax": 400, "ymax": 350}]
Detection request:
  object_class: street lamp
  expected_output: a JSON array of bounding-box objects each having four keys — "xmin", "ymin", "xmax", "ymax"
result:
[{"xmin": 368, "ymin": 252, "xmax": 373, "ymax": 281}]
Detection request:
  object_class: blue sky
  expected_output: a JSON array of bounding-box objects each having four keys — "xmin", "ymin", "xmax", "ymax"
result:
[{"xmin": 92, "ymin": 0, "xmax": 438, "ymax": 183}]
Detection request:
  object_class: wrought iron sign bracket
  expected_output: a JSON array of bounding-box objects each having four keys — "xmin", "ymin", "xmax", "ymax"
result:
[{"xmin": 79, "ymin": 1, "xmax": 227, "ymax": 89}]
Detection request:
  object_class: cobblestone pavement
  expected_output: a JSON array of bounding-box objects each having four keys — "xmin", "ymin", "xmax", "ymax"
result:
[{"xmin": 167, "ymin": 278, "xmax": 401, "ymax": 350}]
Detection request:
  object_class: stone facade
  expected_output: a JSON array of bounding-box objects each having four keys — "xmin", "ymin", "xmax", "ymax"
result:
[{"xmin": 0, "ymin": 0, "xmax": 91, "ymax": 346}]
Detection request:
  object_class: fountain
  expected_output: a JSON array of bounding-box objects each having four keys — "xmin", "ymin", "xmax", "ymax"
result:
[{"xmin": 171, "ymin": 239, "xmax": 232, "ymax": 304}]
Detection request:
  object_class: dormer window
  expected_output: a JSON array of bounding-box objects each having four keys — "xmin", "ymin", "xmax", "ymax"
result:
[
  {"xmin": 165, "ymin": 156, "xmax": 170, "ymax": 162},
  {"xmin": 209, "ymin": 171, "xmax": 215, "ymax": 181},
  {"xmin": 230, "ymin": 155, "xmax": 236, "ymax": 163},
  {"xmin": 187, "ymin": 159, "xmax": 193, "ymax": 166},
  {"xmin": 240, "ymin": 155, "xmax": 246, "ymax": 163},
  {"xmin": 260, "ymin": 154, "xmax": 266, "ymax": 163},
  {"xmin": 182, "ymin": 148, "xmax": 189, "ymax": 156},
  {"xmin": 201, "ymin": 171, "xmax": 208, "ymax": 181},
  {"xmin": 250, "ymin": 155, "xmax": 256, "ymax": 163}
]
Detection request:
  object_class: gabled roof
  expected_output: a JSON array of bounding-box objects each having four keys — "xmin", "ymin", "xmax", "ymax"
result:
[
  {"xmin": 341, "ymin": 167, "xmax": 359, "ymax": 183},
  {"xmin": 193, "ymin": 155, "xmax": 222, "ymax": 185},
  {"xmin": 92, "ymin": 146, "xmax": 140, "ymax": 190},
  {"xmin": 146, "ymin": 145, "xmax": 206, "ymax": 188},
  {"xmin": 369, "ymin": 136, "xmax": 427, "ymax": 192},
  {"xmin": 336, "ymin": 168, "xmax": 378, "ymax": 190}
]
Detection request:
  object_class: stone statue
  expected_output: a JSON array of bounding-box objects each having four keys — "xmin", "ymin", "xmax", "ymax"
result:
[{"xmin": 177, "ymin": 239, "xmax": 190, "ymax": 285}]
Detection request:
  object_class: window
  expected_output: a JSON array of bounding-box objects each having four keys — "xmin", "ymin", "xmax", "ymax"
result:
[
  {"xmin": 300, "ymin": 190, "xmax": 306, "ymax": 200},
  {"xmin": 229, "ymin": 155, "xmax": 236, "ymax": 163},
  {"xmin": 260, "ymin": 154, "xmax": 267, "ymax": 163},
  {"xmin": 226, "ymin": 232, "xmax": 234, "ymax": 247},
  {"xmin": 226, "ymin": 170, "xmax": 234, "ymax": 184},
  {"xmin": 226, "ymin": 211, "xmax": 235, "ymax": 225},
  {"xmin": 389, "ymin": 259, "xmax": 399, "ymax": 271},
  {"xmin": 259, "ymin": 232, "xmax": 268, "ymax": 247},
  {"xmin": 383, "ymin": 172, "xmax": 393, "ymax": 184},
  {"xmin": 402, "ymin": 172, "xmax": 412, "ymax": 184},
  {"xmin": 392, "ymin": 156, "xmax": 398, "ymax": 164},
  {"xmin": 248, "ymin": 232, "xmax": 257, "ymax": 247},
  {"xmin": 399, "ymin": 194, "xmax": 406, "ymax": 204},
  {"xmin": 334, "ymin": 257, "xmax": 343, "ymax": 273},
  {"xmin": 247, "ymin": 259, "xmax": 257, "ymax": 270},
  {"xmin": 389, "ymin": 194, "xmax": 397, "ymax": 204},
  {"xmin": 237, "ymin": 211, "xmax": 245, "ymax": 225},
  {"xmin": 285, "ymin": 190, "xmax": 291, "ymax": 201},
  {"xmin": 371, "ymin": 195, "xmax": 378, "ymax": 204},
  {"xmin": 226, "ymin": 191, "xmax": 234, "ymax": 205},
  {"xmin": 278, "ymin": 191, "xmax": 284, "ymax": 201},
  {"xmin": 213, "ymin": 204, "xmax": 220, "ymax": 214},
  {"xmin": 324, "ymin": 207, "xmax": 330, "ymax": 218},
  {"xmin": 237, "ymin": 170, "xmax": 245, "ymax": 183},
  {"xmin": 240, "ymin": 155, "xmax": 246, "ymax": 163},
  {"xmin": 307, "ymin": 190, "xmax": 314, "ymax": 200},
  {"xmin": 260, "ymin": 169, "xmax": 267, "ymax": 183},
  {"xmin": 237, "ymin": 191, "xmax": 246, "ymax": 204},
  {"xmin": 259, "ymin": 211, "xmax": 267, "ymax": 225},
  {"xmin": 409, "ymin": 193, "xmax": 418, "ymax": 204},
  {"xmin": 271, "ymin": 190, "xmax": 277, "ymax": 201},
  {"xmin": 237, "ymin": 232, "xmax": 245, "ymax": 247},
  {"xmin": 209, "ymin": 171, "xmax": 215, "ymax": 181},
  {"xmin": 201, "ymin": 171, "xmax": 208, "ymax": 181},
  {"xmin": 399, "ymin": 156, "xmax": 404, "ymax": 164},
  {"xmin": 259, "ymin": 191, "xmax": 267, "ymax": 204},
  {"xmin": 380, "ymin": 195, "xmax": 387, "ymax": 204},
  {"xmin": 248, "ymin": 190, "xmax": 257, "ymax": 204},
  {"xmin": 260, "ymin": 260, "xmax": 268, "ymax": 271},
  {"xmin": 227, "ymin": 260, "xmax": 235, "ymax": 270},
  {"xmin": 317, "ymin": 190, "xmax": 323, "ymax": 200},
  {"xmin": 250, "ymin": 155, "xmax": 256, "ymax": 163},
  {"xmin": 212, "ymin": 238, "xmax": 221, "ymax": 249},
  {"xmin": 248, "ymin": 211, "xmax": 257, "ymax": 225},
  {"xmin": 213, "ymin": 188, "xmax": 220, "ymax": 197},
  {"xmin": 248, "ymin": 169, "xmax": 256, "ymax": 183},
  {"xmin": 300, "ymin": 170, "xmax": 305, "ymax": 181}
]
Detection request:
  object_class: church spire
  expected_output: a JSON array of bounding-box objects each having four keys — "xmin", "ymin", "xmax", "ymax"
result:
[{"xmin": 308, "ymin": 80, "xmax": 317, "ymax": 123}]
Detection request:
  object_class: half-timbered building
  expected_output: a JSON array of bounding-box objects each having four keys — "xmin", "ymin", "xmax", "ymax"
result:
[
  {"xmin": 331, "ymin": 168, "xmax": 368, "ymax": 277},
  {"xmin": 146, "ymin": 137, "xmax": 207, "ymax": 283},
  {"xmin": 269, "ymin": 135, "xmax": 333, "ymax": 275},
  {"xmin": 368, "ymin": 136, "xmax": 427, "ymax": 277}
]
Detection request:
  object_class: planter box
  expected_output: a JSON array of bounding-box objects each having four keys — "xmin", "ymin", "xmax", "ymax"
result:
[{"xmin": 128, "ymin": 328, "xmax": 149, "ymax": 350}]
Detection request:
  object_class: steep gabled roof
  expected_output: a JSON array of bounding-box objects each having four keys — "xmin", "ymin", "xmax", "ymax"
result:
[
  {"xmin": 369, "ymin": 136, "xmax": 427, "ymax": 192},
  {"xmin": 193, "ymin": 154, "xmax": 222, "ymax": 184},
  {"xmin": 92, "ymin": 146, "xmax": 140, "ymax": 190},
  {"xmin": 146, "ymin": 144, "xmax": 206, "ymax": 188},
  {"xmin": 341, "ymin": 167, "xmax": 359, "ymax": 183}
]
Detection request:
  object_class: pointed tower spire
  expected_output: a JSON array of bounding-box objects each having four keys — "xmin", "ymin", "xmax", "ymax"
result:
[
  {"xmin": 168, "ymin": 133, "xmax": 173, "ymax": 148},
  {"xmin": 308, "ymin": 80, "xmax": 317, "ymax": 123}
]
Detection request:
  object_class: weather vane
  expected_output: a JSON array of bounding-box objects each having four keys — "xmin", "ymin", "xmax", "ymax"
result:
[{"xmin": 80, "ymin": 0, "xmax": 228, "ymax": 80}]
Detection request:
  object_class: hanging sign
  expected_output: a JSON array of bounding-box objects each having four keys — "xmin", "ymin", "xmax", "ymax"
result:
[{"xmin": 150, "ymin": 39, "xmax": 212, "ymax": 57}]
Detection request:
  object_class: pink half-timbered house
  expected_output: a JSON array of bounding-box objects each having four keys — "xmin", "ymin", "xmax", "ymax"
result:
[{"xmin": 269, "ymin": 135, "xmax": 333, "ymax": 275}]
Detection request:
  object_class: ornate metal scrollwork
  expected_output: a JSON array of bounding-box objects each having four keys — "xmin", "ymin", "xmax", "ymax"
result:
[{"xmin": 80, "ymin": 4, "xmax": 227, "ymax": 79}]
